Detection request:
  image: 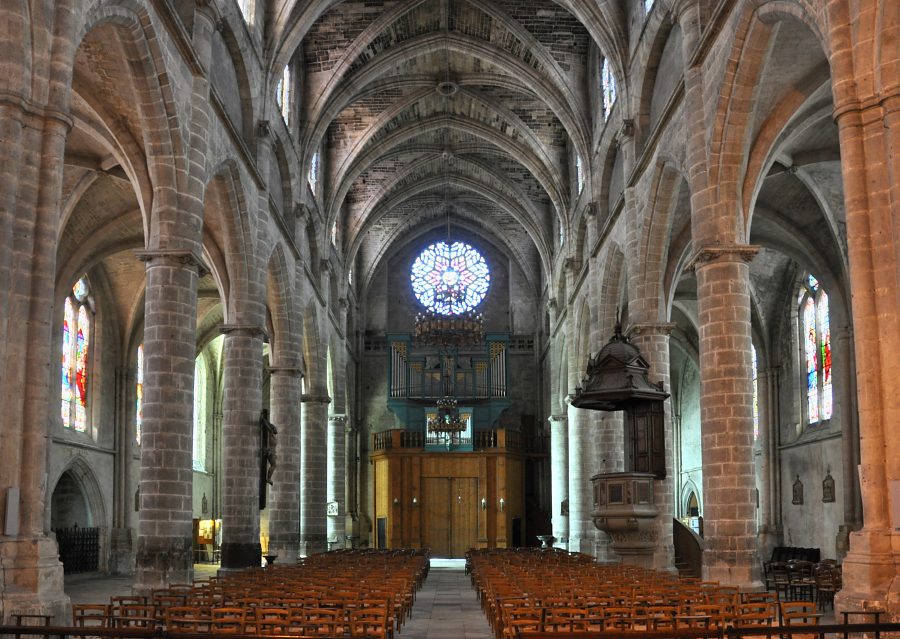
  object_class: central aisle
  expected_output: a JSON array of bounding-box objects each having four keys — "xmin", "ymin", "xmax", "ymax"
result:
[{"xmin": 398, "ymin": 559, "xmax": 493, "ymax": 639}]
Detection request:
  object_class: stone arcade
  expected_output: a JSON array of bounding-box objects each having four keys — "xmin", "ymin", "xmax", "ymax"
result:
[{"xmin": 1, "ymin": 0, "xmax": 897, "ymax": 623}]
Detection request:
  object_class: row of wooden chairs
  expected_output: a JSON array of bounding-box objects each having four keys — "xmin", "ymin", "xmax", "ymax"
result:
[
  {"xmin": 468, "ymin": 549, "xmax": 824, "ymax": 639},
  {"xmin": 73, "ymin": 549, "xmax": 428, "ymax": 637}
]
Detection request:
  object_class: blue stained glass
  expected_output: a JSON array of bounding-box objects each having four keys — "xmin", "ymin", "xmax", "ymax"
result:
[{"xmin": 411, "ymin": 242, "xmax": 490, "ymax": 315}]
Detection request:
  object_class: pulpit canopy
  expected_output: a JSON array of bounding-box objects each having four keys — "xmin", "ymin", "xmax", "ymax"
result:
[{"xmin": 570, "ymin": 322, "xmax": 669, "ymax": 410}]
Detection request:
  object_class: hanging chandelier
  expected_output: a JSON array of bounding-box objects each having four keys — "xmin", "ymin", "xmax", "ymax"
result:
[
  {"xmin": 427, "ymin": 397, "xmax": 467, "ymax": 434},
  {"xmin": 414, "ymin": 280, "xmax": 484, "ymax": 349}
]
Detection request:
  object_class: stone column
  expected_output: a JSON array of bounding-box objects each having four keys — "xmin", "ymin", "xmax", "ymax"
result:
[
  {"xmin": 631, "ymin": 322, "xmax": 677, "ymax": 572},
  {"xmin": 327, "ymin": 415, "xmax": 348, "ymax": 548},
  {"xmin": 0, "ymin": 92, "xmax": 72, "ymax": 622},
  {"xmin": 691, "ymin": 245, "xmax": 760, "ymax": 585},
  {"xmin": 548, "ymin": 414, "xmax": 569, "ymax": 547},
  {"xmin": 755, "ymin": 367, "xmax": 781, "ymax": 557},
  {"xmin": 346, "ymin": 420, "xmax": 360, "ymax": 545},
  {"xmin": 219, "ymin": 325, "xmax": 265, "ymax": 570},
  {"xmin": 300, "ymin": 394, "xmax": 331, "ymax": 556},
  {"xmin": 831, "ymin": 82, "xmax": 900, "ymax": 612},
  {"xmin": 134, "ymin": 250, "xmax": 202, "ymax": 590},
  {"xmin": 566, "ymin": 402, "xmax": 594, "ymax": 554},
  {"xmin": 267, "ymin": 366, "xmax": 303, "ymax": 563},
  {"xmin": 832, "ymin": 326, "xmax": 862, "ymax": 557}
]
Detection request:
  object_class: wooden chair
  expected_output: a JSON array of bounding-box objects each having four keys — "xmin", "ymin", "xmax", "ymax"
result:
[
  {"xmin": 303, "ymin": 607, "xmax": 347, "ymax": 636},
  {"xmin": 350, "ymin": 607, "xmax": 390, "ymax": 639},
  {"xmin": 542, "ymin": 606, "xmax": 587, "ymax": 632},
  {"xmin": 780, "ymin": 601, "xmax": 821, "ymax": 639},
  {"xmin": 164, "ymin": 606, "xmax": 210, "ymax": 632},
  {"xmin": 111, "ymin": 604, "xmax": 156, "ymax": 629},
  {"xmin": 209, "ymin": 607, "xmax": 246, "ymax": 634},
  {"xmin": 254, "ymin": 607, "xmax": 290, "ymax": 635},
  {"xmin": 72, "ymin": 604, "xmax": 109, "ymax": 627}
]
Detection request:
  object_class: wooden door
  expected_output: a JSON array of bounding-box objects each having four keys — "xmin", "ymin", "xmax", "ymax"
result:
[
  {"xmin": 423, "ymin": 478, "xmax": 451, "ymax": 556},
  {"xmin": 450, "ymin": 477, "xmax": 478, "ymax": 557},
  {"xmin": 422, "ymin": 477, "xmax": 478, "ymax": 558}
]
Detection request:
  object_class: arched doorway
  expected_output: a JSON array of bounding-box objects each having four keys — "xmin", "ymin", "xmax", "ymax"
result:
[{"xmin": 50, "ymin": 461, "xmax": 106, "ymax": 574}]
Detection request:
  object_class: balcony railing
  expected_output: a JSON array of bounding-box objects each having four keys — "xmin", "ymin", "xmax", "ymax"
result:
[{"xmin": 373, "ymin": 428, "xmax": 547, "ymax": 454}]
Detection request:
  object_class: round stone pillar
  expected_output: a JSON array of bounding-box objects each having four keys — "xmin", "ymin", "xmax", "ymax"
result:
[
  {"xmin": 566, "ymin": 403, "xmax": 593, "ymax": 553},
  {"xmin": 0, "ymin": 97, "xmax": 73, "ymax": 621},
  {"xmin": 327, "ymin": 415, "xmax": 348, "ymax": 548},
  {"xmin": 691, "ymin": 245, "xmax": 760, "ymax": 585},
  {"xmin": 267, "ymin": 366, "xmax": 303, "ymax": 563},
  {"xmin": 135, "ymin": 249, "xmax": 202, "ymax": 590},
  {"xmin": 548, "ymin": 414, "xmax": 569, "ymax": 547},
  {"xmin": 300, "ymin": 394, "xmax": 331, "ymax": 556},
  {"xmin": 630, "ymin": 322, "xmax": 677, "ymax": 571},
  {"xmin": 219, "ymin": 325, "xmax": 266, "ymax": 570}
]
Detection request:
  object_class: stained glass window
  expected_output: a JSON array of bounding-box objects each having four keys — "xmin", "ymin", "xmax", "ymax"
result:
[
  {"xmin": 309, "ymin": 151, "xmax": 320, "ymax": 194},
  {"xmin": 801, "ymin": 274, "xmax": 832, "ymax": 424},
  {"xmin": 575, "ymin": 154, "xmax": 585, "ymax": 195},
  {"xmin": 331, "ymin": 221, "xmax": 338, "ymax": 246},
  {"xmin": 136, "ymin": 344, "xmax": 144, "ymax": 444},
  {"xmin": 751, "ymin": 344, "xmax": 759, "ymax": 441},
  {"xmin": 61, "ymin": 276, "xmax": 91, "ymax": 432},
  {"xmin": 411, "ymin": 241, "xmax": 490, "ymax": 314},
  {"xmin": 276, "ymin": 65, "xmax": 291, "ymax": 124},
  {"xmin": 601, "ymin": 58, "xmax": 616, "ymax": 120},
  {"xmin": 818, "ymin": 290, "xmax": 832, "ymax": 420}
]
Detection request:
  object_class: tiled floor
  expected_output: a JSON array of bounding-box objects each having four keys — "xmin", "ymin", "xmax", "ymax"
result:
[
  {"xmin": 398, "ymin": 560, "xmax": 493, "ymax": 639},
  {"xmin": 64, "ymin": 560, "xmax": 494, "ymax": 638}
]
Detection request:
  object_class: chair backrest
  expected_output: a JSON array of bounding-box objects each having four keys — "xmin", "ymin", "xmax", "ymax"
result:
[{"xmin": 72, "ymin": 604, "xmax": 109, "ymax": 627}]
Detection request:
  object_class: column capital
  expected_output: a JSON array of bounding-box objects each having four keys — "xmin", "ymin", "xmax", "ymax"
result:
[
  {"xmin": 267, "ymin": 366, "xmax": 304, "ymax": 377},
  {"xmin": 686, "ymin": 244, "xmax": 760, "ymax": 271},
  {"xmin": 548, "ymin": 414, "xmax": 567, "ymax": 423},
  {"xmin": 135, "ymin": 248, "xmax": 206, "ymax": 273},
  {"xmin": 301, "ymin": 394, "xmax": 332, "ymax": 404},
  {"xmin": 328, "ymin": 414, "xmax": 348, "ymax": 425},
  {"xmin": 629, "ymin": 322, "xmax": 676, "ymax": 337},
  {"xmin": 220, "ymin": 324, "xmax": 268, "ymax": 339},
  {"xmin": 0, "ymin": 91, "xmax": 74, "ymax": 132}
]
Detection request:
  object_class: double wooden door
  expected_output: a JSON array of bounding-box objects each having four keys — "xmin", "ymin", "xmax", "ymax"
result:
[{"xmin": 422, "ymin": 477, "xmax": 478, "ymax": 558}]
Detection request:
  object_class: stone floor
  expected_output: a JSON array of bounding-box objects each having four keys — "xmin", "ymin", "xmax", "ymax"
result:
[{"xmin": 64, "ymin": 559, "xmax": 494, "ymax": 638}]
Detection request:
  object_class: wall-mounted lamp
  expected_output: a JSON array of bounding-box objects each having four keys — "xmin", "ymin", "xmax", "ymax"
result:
[
  {"xmin": 499, "ymin": 497, "xmax": 505, "ymax": 512},
  {"xmin": 392, "ymin": 498, "xmax": 400, "ymax": 505},
  {"xmin": 411, "ymin": 496, "xmax": 418, "ymax": 506},
  {"xmin": 480, "ymin": 497, "xmax": 487, "ymax": 511}
]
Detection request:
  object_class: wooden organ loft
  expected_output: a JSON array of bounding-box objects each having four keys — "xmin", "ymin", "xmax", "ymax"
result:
[{"xmin": 372, "ymin": 333, "xmax": 539, "ymax": 557}]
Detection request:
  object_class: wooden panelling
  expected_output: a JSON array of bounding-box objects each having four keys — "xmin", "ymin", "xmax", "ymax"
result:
[{"xmin": 371, "ymin": 449, "xmax": 524, "ymax": 554}]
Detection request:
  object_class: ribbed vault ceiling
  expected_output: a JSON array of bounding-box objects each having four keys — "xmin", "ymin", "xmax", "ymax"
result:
[{"xmin": 274, "ymin": 0, "xmax": 611, "ymax": 291}]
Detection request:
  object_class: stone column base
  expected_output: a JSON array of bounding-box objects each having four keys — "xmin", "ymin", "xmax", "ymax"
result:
[
  {"xmin": 220, "ymin": 542, "xmax": 262, "ymax": 571},
  {"xmin": 299, "ymin": 535, "xmax": 328, "ymax": 557},
  {"xmin": 0, "ymin": 535, "xmax": 69, "ymax": 624},
  {"xmin": 703, "ymin": 548, "xmax": 763, "ymax": 588},
  {"xmin": 108, "ymin": 528, "xmax": 134, "ymax": 576},
  {"xmin": 835, "ymin": 528, "xmax": 898, "ymax": 616},
  {"xmin": 134, "ymin": 536, "xmax": 192, "ymax": 592},
  {"xmin": 267, "ymin": 542, "xmax": 300, "ymax": 565}
]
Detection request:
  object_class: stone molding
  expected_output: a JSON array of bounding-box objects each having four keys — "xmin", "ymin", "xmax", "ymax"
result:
[
  {"xmin": 686, "ymin": 244, "xmax": 760, "ymax": 271},
  {"xmin": 135, "ymin": 248, "xmax": 206, "ymax": 272},
  {"xmin": 548, "ymin": 414, "xmax": 568, "ymax": 423},
  {"xmin": 301, "ymin": 394, "xmax": 332, "ymax": 404},
  {"xmin": 267, "ymin": 366, "xmax": 304, "ymax": 377},
  {"xmin": 629, "ymin": 322, "xmax": 676, "ymax": 337},
  {"xmin": 220, "ymin": 324, "xmax": 268, "ymax": 339},
  {"xmin": 0, "ymin": 92, "xmax": 74, "ymax": 131}
]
